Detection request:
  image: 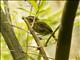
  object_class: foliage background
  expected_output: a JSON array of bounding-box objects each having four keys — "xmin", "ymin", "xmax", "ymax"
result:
[{"xmin": 0, "ymin": 1, "xmax": 80, "ymax": 60}]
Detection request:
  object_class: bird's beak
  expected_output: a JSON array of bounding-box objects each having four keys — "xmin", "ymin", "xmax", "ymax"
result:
[{"xmin": 22, "ymin": 17, "xmax": 24, "ymax": 20}]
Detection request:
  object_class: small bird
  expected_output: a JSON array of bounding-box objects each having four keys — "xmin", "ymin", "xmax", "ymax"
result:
[{"xmin": 22, "ymin": 16, "xmax": 56, "ymax": 40}]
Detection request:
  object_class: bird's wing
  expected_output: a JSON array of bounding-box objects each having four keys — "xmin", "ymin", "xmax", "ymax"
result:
[
  {"xmin": 37, "ymin": 22, "xmax": 53, "ymax": 32},
  {"xmin": 33, "ymin": 22, "xmax": 53, "ymax": 35}
]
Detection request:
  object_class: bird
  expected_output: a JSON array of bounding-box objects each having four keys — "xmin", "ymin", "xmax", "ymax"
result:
[{"xmin": 22, "ymin": 16, "xmax": 57, "ymax": 41}]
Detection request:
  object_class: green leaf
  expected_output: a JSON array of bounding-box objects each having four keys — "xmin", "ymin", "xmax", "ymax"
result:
[
  {"xmin": 38, "ymin": 6, "xmax": 51, "ymax": 17},
  {"xmin": 39, "ymin": 0, "xmax": 46, "ymax": 11},
  {"xmin": 39, "ymin": 8, "xmax": 62, "ymax": 25},
  {"xmin": 28, "ymin": 0, "xmax": 38, "ymax": 11}
]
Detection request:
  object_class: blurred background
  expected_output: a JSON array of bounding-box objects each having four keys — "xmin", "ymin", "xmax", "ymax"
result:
[{"xmin": 0, "ymin": 1, "xmax": 80, "ymax": 60}]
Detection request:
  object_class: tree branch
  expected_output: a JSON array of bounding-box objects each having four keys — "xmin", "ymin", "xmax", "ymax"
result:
[{"xmin": 23, "ymin": 17, "xmax": 49, "ymax": 60}]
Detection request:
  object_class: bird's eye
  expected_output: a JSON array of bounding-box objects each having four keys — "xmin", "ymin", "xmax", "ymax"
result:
[
  {"xmin": 30, "ymin": 19, "xmax": 33, "ymax": 21},
  {"xmin": 28, "ymin": 18, "xmax": 33, "ymax": 23}
]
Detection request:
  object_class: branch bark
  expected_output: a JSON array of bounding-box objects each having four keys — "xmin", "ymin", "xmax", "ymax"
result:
[
  {"xmin": 23, "ymin": 18, "xmax": 49, "ymax": 60},
  {"xmin": 1, "ymin": 1, "xmax": 27, "ymax": 60},
  {"xmin": 55, "ymin": 0, "xmax": 79, "ymax": 60}
]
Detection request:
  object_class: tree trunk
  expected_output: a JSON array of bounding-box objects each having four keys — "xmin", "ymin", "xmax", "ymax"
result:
[
  {"xmin": 55, "ymin": 1, "xmax": 79, "ymax": 60},
  {"xmin": 0, "ymin": 1, "xmax": 27, "ymax": 60}
]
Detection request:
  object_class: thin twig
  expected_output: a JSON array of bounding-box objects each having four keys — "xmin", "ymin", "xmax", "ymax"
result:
[
  {"xmin": 28, "ymin": 52, "xmax": 55, "ymax": 60},
  {"xmin": 45, "ymin": 25, "xmax": 60, "ymax": 47},
  {"xmin": 2, "ymin": 22, "xmax": 28, "ymax": 32},
  {"xmin": 23, "ymin": 51, "xmax": 55, "ymax": 60},
  {"xmin": 26, "ymin": 46, "xmax": 44, "ymax": 48},
  {"xmin": 11, "ymin": 24, "xmax": 27, "ymax": 32},
  {"xmin": 32, "ymin": 0, "xmax": 41, "ymax": 27},
  {"xmin": 30, "ymin": 4, "xmax": 33, "ymax": 16}
]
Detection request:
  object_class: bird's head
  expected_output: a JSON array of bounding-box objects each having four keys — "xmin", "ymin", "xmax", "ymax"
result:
[{"xmin": 22, "ymin": 16, "xmax": 39, "ymax": 23}]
